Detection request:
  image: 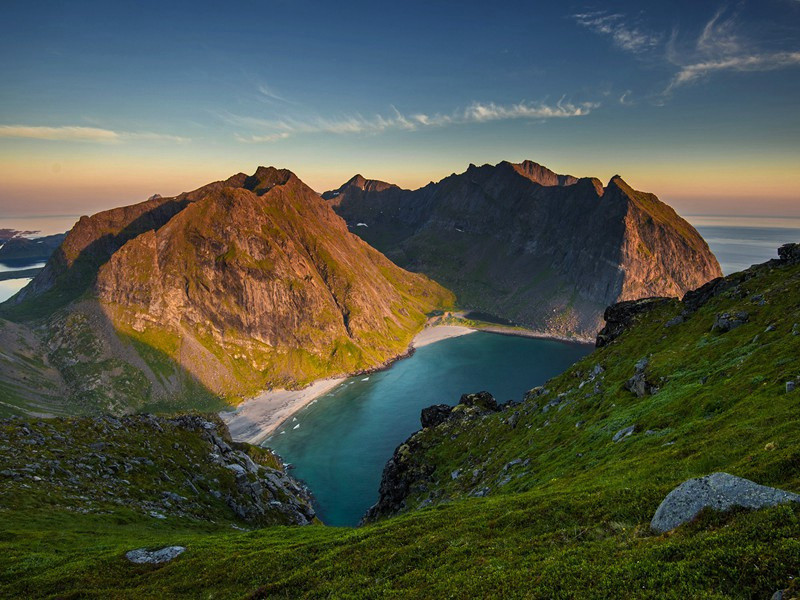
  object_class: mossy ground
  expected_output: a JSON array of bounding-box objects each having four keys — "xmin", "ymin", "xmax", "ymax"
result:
[{"xmin": 1, "ymin": 258, "xmax": 799, "ymax": 598}]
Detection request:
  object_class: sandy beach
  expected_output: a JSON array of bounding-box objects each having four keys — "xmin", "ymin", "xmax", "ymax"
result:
[
  {"xmin": 410, "ymin": 324, "xmax": 476, "ymax": 348},
  {"xmin": 221, "ymin": 377, "xmax": 347, "ymax": 445},
  {"xmin": 221, "ymin": 324, "xmax": 477, "ymax": 445}
]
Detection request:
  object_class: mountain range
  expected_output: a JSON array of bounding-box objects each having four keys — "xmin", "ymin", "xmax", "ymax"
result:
[
  {"xmin": 324, "ymin": 160, "xmax": 722, "ymax": 337},
  {"xmin": 0, "ymin": 160, "xmax": 720, "ymax": 416}
]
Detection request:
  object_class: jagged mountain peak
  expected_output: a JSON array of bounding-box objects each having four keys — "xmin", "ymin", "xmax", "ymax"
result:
[
  {"xmin": 322, "ymin": 174, "xmax": 399, "ymax": 201},
  {"xmin": 345, "ymin": 174, "xmax": 397, "ymax": 193},
  {"xmin": 243, "ymin": 166, "xmax": 296, "ymax": 196},
  {"xmin": 505, "ymin": 159, "xmax": 579, "ymax": 187}
]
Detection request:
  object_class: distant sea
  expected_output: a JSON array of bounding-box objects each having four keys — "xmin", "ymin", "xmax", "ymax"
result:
[
  {"xmin": 0, "ymin": 214, "xmax": 798, "ymax": 303},
  {"xmin": 688, "ymin": 215, "xmax": 800, "ymax": 275}
]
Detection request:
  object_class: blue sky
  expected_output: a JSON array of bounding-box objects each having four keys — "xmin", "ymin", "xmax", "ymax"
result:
[{"xmin": 0, "ymin": 0, "xmax": 798, "ymax": 216}]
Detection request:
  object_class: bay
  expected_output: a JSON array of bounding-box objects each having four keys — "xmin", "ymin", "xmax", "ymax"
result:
[{"xmin": 268, "ymin": 332, "xmax": 591, "ymax": 526}]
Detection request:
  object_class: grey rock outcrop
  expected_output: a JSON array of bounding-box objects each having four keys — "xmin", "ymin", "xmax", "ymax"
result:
[
  {"xmin": 624, "ymin": 358, "xmax": 656, "ymax": 397},
  {"xmin": 651, "ymin": 472, "xmax": 800, "ymax": 533},
  {"xmin": 712, "ymin": 312, "xmax": 749, "ymax": 333},
  {"xmin": 613, "ymin": 425, "xmax": 636, "ymax": 442},
  {"xmin": 126, "ymin": 545, "xmax": 186, "ymax": 564}
]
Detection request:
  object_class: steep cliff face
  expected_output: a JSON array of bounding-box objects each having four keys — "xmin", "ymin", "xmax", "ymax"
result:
[
  {"xmin": 1, "ymin": 167, "xmax": 452, "ymax": 412},
  {"xmin": 8, "ymin": 172, "xmax": 250, "ymax": 315},
  {"xmin": 95, "ymin": 168, "xmax": 453, "ymax": 397},
  {"xmin": 324, "ymin": 160, "xmax": 722, "ymax": 338}
]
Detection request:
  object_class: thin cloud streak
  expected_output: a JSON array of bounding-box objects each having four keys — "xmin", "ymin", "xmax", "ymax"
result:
[
  {"xmin": 257, "ymin": 84, "xmax": 291, "ymax": 103},
  {"xmin": 0, "ymin": 125, "xmax": 189, "ymax": 143},
  {"xmin": 573, "ymin": 12, "xmax": 661, "ymax": 53},
  {"xmin": 229, "ymin": 99, "xmax": 598, "ymax": 143},
  {"xmin": 669, "ymin": 51, "xmax": 800, "ymax": 90}
]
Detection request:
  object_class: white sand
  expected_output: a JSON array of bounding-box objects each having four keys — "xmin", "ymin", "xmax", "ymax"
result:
[
  {"xmin": 221, "ymin": 325, "xmax": 476, "ymax": 445},
  {"xmin": 411, "ymin": 325, "xmax": 476, "ymax": 348},
  {"xmin": 221, "ymin": 378, "xmax": 346, "ymax": 445}
]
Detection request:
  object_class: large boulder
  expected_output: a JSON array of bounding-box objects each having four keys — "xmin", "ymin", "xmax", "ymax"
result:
[{"xmin": 651, "ymin": 472, "xmax": 800, "ymax": 533}]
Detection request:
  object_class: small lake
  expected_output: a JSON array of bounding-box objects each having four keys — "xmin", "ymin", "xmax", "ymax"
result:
[
  {"xmin": 267, "ymin": 332, "xmax": 591, "ymax": 527},
  {"xmin": 0, "ymin": 279, "xmax": 31, "ymax": 303},
  {"xmin": 0, "ymin": 260, "xmax": 46, "ymax": 273}
]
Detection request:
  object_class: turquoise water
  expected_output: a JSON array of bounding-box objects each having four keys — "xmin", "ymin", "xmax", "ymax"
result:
[{"xmin": 267, "ymin": 332, "xmax": 591, "ymax": 526}]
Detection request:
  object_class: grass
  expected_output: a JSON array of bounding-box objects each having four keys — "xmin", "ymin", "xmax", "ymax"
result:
[{"xmin": 1, "ymin": 255, "xmax": 799, "ymax": 597}]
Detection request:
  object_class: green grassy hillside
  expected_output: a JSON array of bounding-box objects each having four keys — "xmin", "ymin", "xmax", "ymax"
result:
[{"xmin": 1, "ymin": 247, "xmax": 799, "ymax": 598}]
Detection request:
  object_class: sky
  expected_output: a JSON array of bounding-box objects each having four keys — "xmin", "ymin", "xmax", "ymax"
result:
[{"xmin": 0, "ymin": 0, "xmax": 799, "ymax": 218}]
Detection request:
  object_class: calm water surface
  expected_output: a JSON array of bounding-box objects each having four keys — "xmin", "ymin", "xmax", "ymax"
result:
[
  {"xmin": 690, "ymin": 216, "xmax": 800, "ymax": 275},
  {"xmin": 0, "ymin": 278, "xmax": 31, "ymax": 303},
  {"xmin": 268, "ymin": 332, "xmax": 591, "ymax": 526}
]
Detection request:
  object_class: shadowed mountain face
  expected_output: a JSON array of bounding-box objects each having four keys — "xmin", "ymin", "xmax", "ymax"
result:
[
  {"xmin": 323, "ymin": 160, "xmax": 722, "ymax": 338},
  {"xmin": 0, "ymin": 168, "xmax": 452, "ymax": 414}
]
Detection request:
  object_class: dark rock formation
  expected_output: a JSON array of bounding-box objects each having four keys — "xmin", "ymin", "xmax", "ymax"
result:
[
  {"xmin": 421, "ymin": 404, "xmax": 453, "ymax": 428},
  {"xmin": 325, "ymin": 160, "xmax": 721, "ymax": 338},
  {"xmin": 458, "ymin": 391, "xmax": 500, "ymax": 412},
  {"xmin": 363, "ymin": 392, "xmax": 504, "ymax": 523},
  {"xmin": 596, "ymin": 297, "xmax": 672, "ymax": 347},
  {"xmin": 651, "ymin": 472, "xmax": 800, "ymax": 533},
  {"xmin": 778, "ymin": 243, "xmax": 800, "ymax": 264}
]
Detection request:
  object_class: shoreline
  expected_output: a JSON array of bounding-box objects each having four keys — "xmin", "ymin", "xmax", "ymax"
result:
[
  {"xmin": 220, "ymin": 325, "xmax": 477, "ymax": 445},
  {"xmin": 469, "ymin": 324, "xmax": 594, "ymax": 345},
  {"xmin": 220, "ymin": 322, "xmax": 590, "ymax": 446}
]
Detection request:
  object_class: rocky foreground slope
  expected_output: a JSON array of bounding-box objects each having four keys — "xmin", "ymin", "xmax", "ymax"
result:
[
  {"xmin": 0, "ymin": 414, "xmax": 315, "ymax": 526},
  {"xmin": 324, "ymin": 160, "xmax": 722, "ymax": 338},
  {"xmin": 0, "ymin": 167, "xmax": 452, "ymax": 414},
  {"xmin": 0, "ymin": 246, "xmax": 797, "ymax": 599}
]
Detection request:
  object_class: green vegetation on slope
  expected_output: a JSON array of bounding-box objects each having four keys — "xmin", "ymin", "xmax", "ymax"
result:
[
  {"xmin": 378, "ymin": 256, "xmax": 800, "ymax": 516},
  {"xmin": 1, "ymin": 249, "xmax": 799, "ymax": 598}
]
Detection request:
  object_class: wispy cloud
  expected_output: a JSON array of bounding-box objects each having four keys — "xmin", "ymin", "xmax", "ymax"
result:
[
  {"xmin": 665, "ymin": 7, "xmax": 800, "ymax": 92},
  {"xmin": 669, "ymin": 51, "xmax": 800, "ymax": 90},
  {"xmin": 227, "ymin": 99, "xmax": 597, "ymax": 143},
  {"xmin": 696, "ymin": 8, "xmax": 742, "ymax": 56},
  {"xmin": 234, "ymin": 132, "xmax": 291, "ymax": 143},
  {"xmin": 0, "ymin": 125, "xmax": 188, "ymax": 143},
  {"xmin": 573, "ymin": 12, "xmax": 661, "ymax": 53},
  {"xmin": 257, "ymin": 84, "xmax": 290, "ymax": 103}
]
